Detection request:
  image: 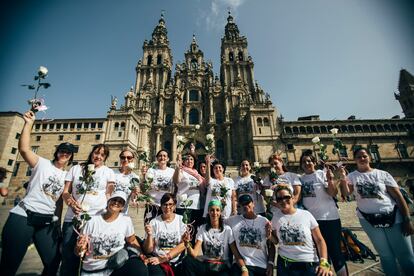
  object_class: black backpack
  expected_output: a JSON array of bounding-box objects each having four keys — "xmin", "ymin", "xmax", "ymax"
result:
[{"xmin": 340, "ymin": 227, "xmax": 377, "ymax": 263}]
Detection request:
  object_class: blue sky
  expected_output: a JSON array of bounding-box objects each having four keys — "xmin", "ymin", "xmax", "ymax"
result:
[{"xmin": 0, "ymin": 0, "xmax": 413, "ymax": 121}]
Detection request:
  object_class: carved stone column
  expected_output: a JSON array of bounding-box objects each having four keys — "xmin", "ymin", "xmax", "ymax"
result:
[
  {"xmin": 225, "ymin": 126, "xmax": 233, "ymax": 165},
  {"xmin": 172, "ymin": 127, "xmax": 178, "ymax": 162},
  {"xmin": 155, "ymin": 127, "xmax": 162, "ymax": 154}
]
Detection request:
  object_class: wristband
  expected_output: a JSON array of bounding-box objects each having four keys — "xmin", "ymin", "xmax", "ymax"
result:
[
  {"xmin": 241, "ymin": 265, "xmax": 248, "ymax": 272},
  {"xmin": 267, "ymin": 260, "xmax": 274, "ymax": 266},
  {"xmin": 319, "ymin": 258, "xmax": 330, "ymax": 269}
]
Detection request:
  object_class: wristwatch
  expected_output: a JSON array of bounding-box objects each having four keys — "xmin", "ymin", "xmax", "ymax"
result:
[{"xmin": 241, "ymin": 265, "xmax": 248, "ymax": 272}]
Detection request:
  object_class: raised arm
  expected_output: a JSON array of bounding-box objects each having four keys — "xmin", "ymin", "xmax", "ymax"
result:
[
  {"xmin": 338, "ymin": 166, "xmax": 353, "ymax": 197},
  {"xmin": 325, "ymin": 167, "xmax": 338, "ymax": 197},
  {"xmin": 205, "ymin": 155, "xmax": 211, "ymax": 185},
  {"xmin": 18, "ymin": 111, "xmax": 39, "ymax": 168}
]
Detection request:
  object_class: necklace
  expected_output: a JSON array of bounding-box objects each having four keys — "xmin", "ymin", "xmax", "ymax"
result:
[{"xmin": 242, "ymin": 215, "xmax": 256, "ymax": 229}]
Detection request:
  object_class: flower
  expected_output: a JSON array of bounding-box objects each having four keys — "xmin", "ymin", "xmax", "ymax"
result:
[
  {"xmin": 206, "ymin": 134, "xmax": 214, "ymax": 141},
  {"xmin": 330, "ymin": 128, "xmax": 339, "ymax": 135},
  {"xmin": 195, "ymin": 124, "xmax": 200, "ymax": 130},
  {"xmin": 146, "ymin": 171, "xmax": 154, "ymax": 181},
  {"xmin": 253, "ymin": 161, "xmax": 260, "ymax": 168},
  {"xmin": 179, "ymin": 194, "xmax": 188, "ymax": 202},
  {"xmin": 38, "ymin": 66, "xmax": 48, "ymax": 77},
  {"xmin": 87, "ymin": 164, "xmax": 95, "ymax": 172},
  {"xmin": 312, "ymin": 136, "xmax": 320, "ymax": 144},
  {"xmin": 127, "ymin": 162, "xmax": 135, "ymax": 170},
  {"xmin": 176, "ymin": 135, "xmax": 185, "ymax": 142},
  {"xmin": 81, "ymin": 203, "xmax": 90, "ymax": 212},
  {"xmin": 264, "ymin": 189, "xmax": 274, "ymax": 197}
]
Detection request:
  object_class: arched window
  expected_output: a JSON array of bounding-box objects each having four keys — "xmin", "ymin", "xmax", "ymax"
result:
[
  {"xmin": 114, "ymin": 122, "xmax": 119, "ymax": 130},
  {"xmin": 147, "ymin": 55, "xmax": 152, "ymax": 65},
  {"xmin": 189, "ymin": 108, "xmax": 199, "ymax": 125},
  {"xmin": 189, "ymin": 90, "xmax": 199, "ymax": 101},
  {"xmin": 306, "ymin": 126, "xmax": 312, "ymax": 133},
  {"xmin": 165, "ymin": 114, "xmax": 173, "ymax": 125},
  {"xmin": 257, "ymin": 118, "xmax": 263, "ymax": 127},
  {"xmin": 263, "ymin": 118, "xmax": 270, "ymax": 126},
  {"xmin": 216, "ymin": 139, "xmax": 225, "ymax": 161},
  {"xmin": 157, "ymin": 54, "xmax": 162, "ymax": 65},
  {"xmin": 164, "ymin": 141, "xmax": 171, "ymax": 154},
  {"xmin": 229, "ymin": 52, "xmax": 234, "ymax": 62},
  {"xmin": 120, "ymin": 122, "xmax": 126, "ymax": 130},
  {"xmin": 216, "ymin": 112, "xmax": 223, "ymax": 124},
  {"xmin": 285, "ymin": 127, "xmax": 292, "ymax": 134},
  {"xmin": 238, "ymin": 51, "xmax": 243, "ymax": 61}
]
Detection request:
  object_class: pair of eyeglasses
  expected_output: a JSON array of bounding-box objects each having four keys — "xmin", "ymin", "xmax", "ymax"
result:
[
  {"xmin": 120, "ymin": 156, "xmax": 133, "ymax": 160},
  {"xmin": 276, "ymin": 195, "xmax": 292, "ymax": 202}
]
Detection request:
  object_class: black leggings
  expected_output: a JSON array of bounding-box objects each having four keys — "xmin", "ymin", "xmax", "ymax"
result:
[
  {"xmin": 0, "ymin": 213, "xmax": 61, "ymax": 276},
  {"xmin": 317, "ymin": 219, "xmax": 347, "ymax": 273},
  {"xmin": 182, "ymin": 256, "xmax": 230, "ymax": 276}
]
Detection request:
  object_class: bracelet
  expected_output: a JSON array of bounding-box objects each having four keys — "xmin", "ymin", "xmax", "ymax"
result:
[
  {"xmin": 241, "ymin": 265, "xmax": 248, "ymax": 272},
  {"xmin": 186, "ymin": 242, "xmax": 192, "ymax": 249},
  {"xmin": 267, "ymin": 260, "xmax": 274, "ymax": 266},
  {"xmin": 319, "ymin": 258, "xmax": 330, "ymax": 269}
]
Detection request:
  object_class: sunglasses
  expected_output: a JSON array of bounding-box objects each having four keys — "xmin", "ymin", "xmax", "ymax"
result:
[
  {"xmin": 58, "ymin": 150, "xmax": 72, "ymax": 154},
  {"xmin": 276, "ymin": 195, "xmax": 292, "ymax": 202},
  {"xmin": 120, "ymin": 156, "xmax": 133, "ymax": 160}
]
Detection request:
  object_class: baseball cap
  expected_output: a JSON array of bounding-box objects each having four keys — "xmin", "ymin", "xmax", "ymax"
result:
[
  {"xmin": 108, "ymin": 191, "xmax": 127, "ymax": 204},
  {"xmin": 56, "ymin": 142, "xmax": 76, "ymax": 153},
  {"xmin": 238, "ymin": 194, "xmax": 253, "ymax": 206}
]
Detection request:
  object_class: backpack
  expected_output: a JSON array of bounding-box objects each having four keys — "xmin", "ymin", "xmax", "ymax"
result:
[{"xmin": 340, "ymin": 227, "xmax": 377, "ymax": 263}]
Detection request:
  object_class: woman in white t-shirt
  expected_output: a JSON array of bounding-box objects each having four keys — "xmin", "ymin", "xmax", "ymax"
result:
[
  {"xmin": 339, "ymin": 147, "xmax": 414, "ymax": 275},
  {"xmin": 112, "ymin": 149, "xmax": 139, "ymax": 214},
  {"xmin": 173, "ymin": 151, "xmax": 206, "ymax": 229},
  {"xmin": 143, "ymin": 193, "xmax": 187, "ymax": 275},
  {"xmin": 234, "ymin": 160, "xmax": 266, "ymax": 215},
  {"xmin": 299, "ymin": 150, "xmax": 347, "ymax": 276},
  {"xmin": 271, "ymin": 185, "xmax": 332, "ymax": 276},
  {"xmin": 76, "ymin": 191, "xmax": 148, "ymax": 276},
  {"xmin": 61, "ymin": 144, "xmax": 115, "ymax": 276},
  {"xmin": 182, "ymin": 199, "xmax": 250, "ymax": 276},
  {"xmin": 0, "ymin": 111, "xmax": 76, "ymax": 276},
  {"xmin": 203, "ymin": 155, "xmax": 236, "ymax": 219},
  {"xmin": 142, "ymin": 149, "xmax": 175, "ymax": 220}
]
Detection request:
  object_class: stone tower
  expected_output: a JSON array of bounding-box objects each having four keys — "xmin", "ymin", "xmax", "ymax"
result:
[{"xmin": 395, "ymin": 69, "xmax": 414, "ymax": 118}]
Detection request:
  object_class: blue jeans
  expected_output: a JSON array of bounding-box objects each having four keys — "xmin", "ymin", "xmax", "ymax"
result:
[
  {"xmin": 359, "ymin": 218, "xmax": 414, "ymax": 275},
  {"xmin": 60, "ymin": 222, "xmax": 79, "ymax": 276}
]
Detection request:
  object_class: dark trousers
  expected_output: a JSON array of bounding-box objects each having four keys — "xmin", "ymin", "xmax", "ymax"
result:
[
  {"xmin": 276, "ymin": 256, "xmax": 317, "ymax": 276},
  {"xmin": 318, "ymin": 219, "xmax": 347, "ymax": 273},
  {"xmin": 0, "ymin": 213, "xmax": 61, "ymax": 276},
  {"xmin": 230, "ymin": 263, "xmax": 266, "ymax": 276},
  {"xmin": 60, "ymin": 221, "xmax": 79, "ymax": 276},
  {"xmin": 110, "ymin": 257, "xmax": 148, "ymax": 276},
  {"xmin": 182, "ymin": 256, "xmax": 230, "ymax": 276}
]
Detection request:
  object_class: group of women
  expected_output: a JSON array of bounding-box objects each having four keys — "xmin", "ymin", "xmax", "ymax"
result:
[{"xmin": 0, "ymin": 110, "xmax": 413, "ymax": 276}]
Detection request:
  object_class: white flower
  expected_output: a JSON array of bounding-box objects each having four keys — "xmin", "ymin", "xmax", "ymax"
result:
[
  {"xmin": 312, "ymin": 136, "xmax": 320, "ymax": 144},
  {"xmin": 87, "ymin": 164, "xmax": 95, "ymax": 172},
  {"xmin": 142, "ymin": 147, "xmax": 149, "ymax": 153},
  {"xmin": 264, "ymin": 189, "xmax": 274, "ymax": 197},
  {"xmin": 270, "ymin": 167, "xmax": 276, "ymax": 173},
  {"xmin": 38, "ymin": 66, "xmax": 48, "ymax": 76},
  {"xmin": 127, "ymin": 162, "xmax": 135, "ymax": 170},
  {"xmin": 179, "ymin": 194, "xmax": 188, "ymax": 202},
  {"xmin": 330, "ymin": 128, "xmax": 339, "ymax": 135},
  {"xmin": 253, "ymin": 161, "xmax": 260, "ymax": 168},
  {"xmin": 81, "ymin": 203, "xmax": 90, "ymax": 212},
  {"xmin": 176, "ymin": 135, "xmax": 185, "ymax": 142},
  {"xmin": 146, "ymin": 171, "xmax": 154, "ymax": 181},
  {"xmin": 195, "ymin": 124, "xmax": 200, "ymax": 130},
  {"xmin": 206, "ymin": 134, "xmax": 214, "ymax": 141}
]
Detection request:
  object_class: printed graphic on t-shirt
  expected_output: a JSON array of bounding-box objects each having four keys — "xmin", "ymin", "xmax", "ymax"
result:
[
  {"xmin": 91, "ymin": 233, "xmax": 123, "ymax": 259},
  {"xmin": 301, "ymin": 181, "xmax": 316, "ymax": 197},
  {"xmin": 203, "ymin": 231, "xmax": 223, "ymax": 258},
  {"xmin": 76, "ymin": 176, "xmax": 101, "ymax": 195},
  {"xmin": 279, "ymin": 223, "xmax": 306, "ymax": 246},
  {"xmin": 356, "ymin": 181, "xmax": 382, "ymax": 199},
  {"xmin": 237, "ymin": 180, "xmax": 254, "ymax": 194},
  {"xmin": 114, "ymin": 179, "xmax": 131, "ymax": 194},
  {"xmin": 238, "ymin": 226, "xmax": 261, "ymax": 249},
  {"xmin": 158, "ymin": 231, "xmax": 179, "ymax": 250},
  {"xmin": 153, "ymin": 176, "xmax": 171, "ymax": 191},
  {"xmin": 188, "ymin": 176, "xmax": 199, "ymax": 190},
  {"xmin": 42, "ymin": 175, "xmax": 64, "ymax": 200}
]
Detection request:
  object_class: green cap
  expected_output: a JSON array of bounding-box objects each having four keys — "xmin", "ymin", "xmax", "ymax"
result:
[{"xmin": 208, "ymin": 199, "xmax": 222, "ymax": 210}]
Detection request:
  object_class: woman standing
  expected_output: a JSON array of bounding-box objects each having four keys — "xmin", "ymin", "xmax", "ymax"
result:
[
  {"xmin": 143, "ymin": 193, "xmax": 187, "ymax": 275},
  {"xmin": 173, "ymin": 152, "xmax": 205, "ymax": 228},
  {"xmin": 203, "ymin": 156, "xmax": 236, "ymax": 219},
  {"xmin": 76, "ymin": 191, "xmax": 148, "ymax": 276},
  {"xmin": 234, "ymin": 160, "xmax": 265, "ymax": 216},
  {"xmin": 60, "ymin": 144, "xmax": 115, "ymax": 276},
  {"xmin": 112, "ymin": 149, "xmax": 139, "ymax": 213},
  {"xmin": 182, "ymin": 200, "xmax": 250, "ymax": 276},
  {"xmin": 299, "ymin": 150, "xmax": 347, "ymax": 276},
  {"xmin": 271, "ymin": 185, "xmax": 332, "ymax": 276},
  {"xmin": 340, "ymin": 147, "xmax": 414, "ymax": 275},
  {"xmin": 0, "ymin": 110, "xmax": 76, "ymax": 276}
]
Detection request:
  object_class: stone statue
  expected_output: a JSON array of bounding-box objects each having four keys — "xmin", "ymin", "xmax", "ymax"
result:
[{"xmin": 111, "ymin": 96, "xmax": 118, "ymax": 109}]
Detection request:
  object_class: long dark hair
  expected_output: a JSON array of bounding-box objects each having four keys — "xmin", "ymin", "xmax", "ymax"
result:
[
  {"xmin": 53, "ymin": 148, "xmax": 74, "ymax": 166},
  {"xmin": 299, "ymin": 149, "xmax": 317, "ymax": 171},
  {"xmin": 81, "ymin": 144, "xmax": 110, "ymax": 178}
]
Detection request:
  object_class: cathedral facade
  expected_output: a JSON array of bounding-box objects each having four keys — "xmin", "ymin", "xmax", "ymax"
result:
[{"xmin": 1, "ymin": 14, "xmax": 414, "ymax": 201}]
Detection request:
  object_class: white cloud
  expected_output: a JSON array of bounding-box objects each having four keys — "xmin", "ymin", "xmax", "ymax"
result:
[{"xmin": 200, "ymin": 0, "xmax": 246, "ymax": 31}]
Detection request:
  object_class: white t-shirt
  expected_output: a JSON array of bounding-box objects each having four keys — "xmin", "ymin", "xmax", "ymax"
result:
[
  {"xmin": 234, "ymin": 175, "xmax": 265, "ymax": 214},
  {"xmin": 146, "ymin": 214, "xmax": 186, "ymax": 263},
  {"xmin": 176, "ymin": 170, "xmax": 202, "ymax": 210},
  {"xmin": 64, "ymin": 165, "xmax": 115, "ymax": 222},
  {"xmin": 347, "ymin": 169, "xmax": 401, "ymax": 223},
  {"xmin": 81, "ymin": 214, "xmax": 134, "ymax": 273},
  {"xmin": 299, "ymin": 170, "xmax": 339, "ymax": 221},
  {"xmin": 226, "ymin": 215, "xmax": 269, "ymax": 269},
  {"xmin": 113, "ymin": 169, "xmax": 139, "ymax": 214},
  {"xmin": 147, "ymin": 167, "xmax": 175, "ymax": 206},
  {"xmin": 272, "ymin": 209, "xmax": 319, "ymax": 262},
  {"xmin": 11, "ymin": 157, "xmax": 67, "ymax": 216},
  {"xmin": 203, "ymin": 177, "xmax": 235, "ymax": 219},
  {"xmin": 196, "ymin": 224, "xmax": 234, "ymax": 262}
]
